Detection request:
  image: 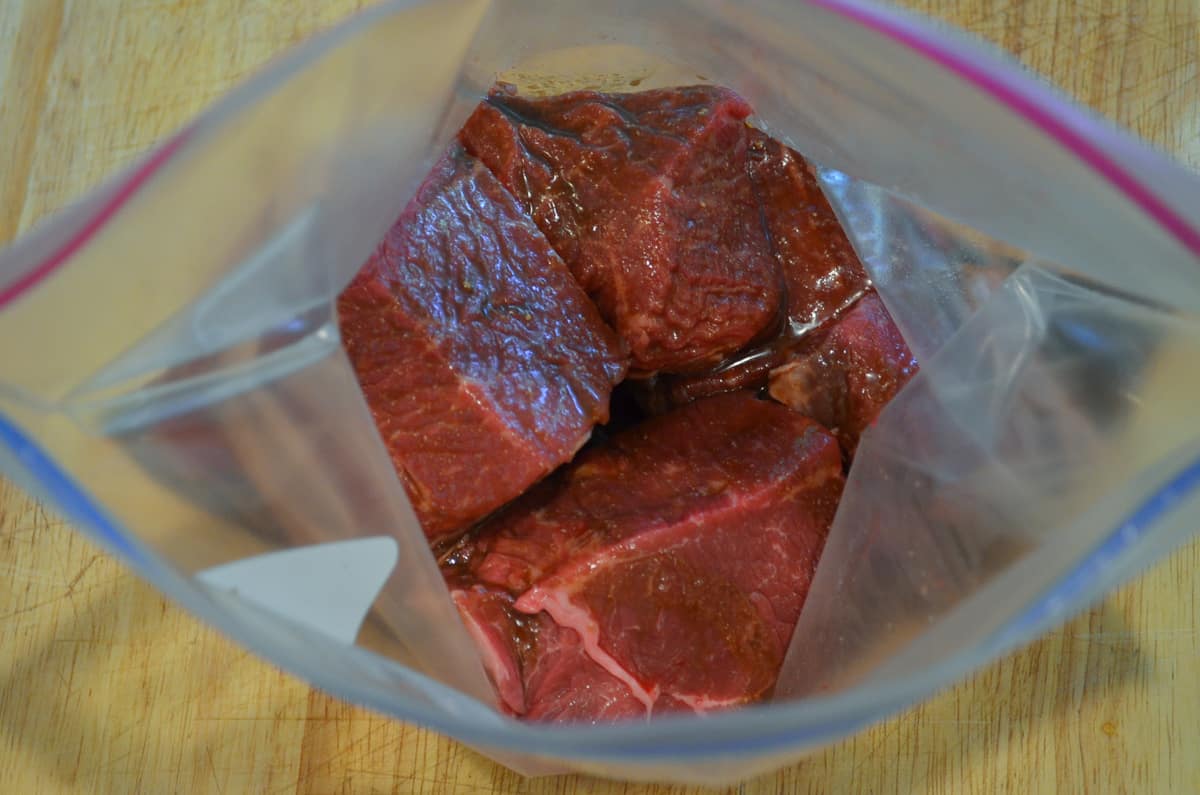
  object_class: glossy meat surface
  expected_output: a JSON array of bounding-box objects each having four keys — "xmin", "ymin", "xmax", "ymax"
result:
[
  {"xmin": 769, "ymin": 292, "xmax": 919, "ymax": 455},
  {"xmin": 461, "ymin": 86, "xmax": 782, "ymax": 375},
  {"xmin": 338, "ymin": 144, "xmax": 627, "ymax": 541},
  {"xmin": 637, "ymin": 132, "xmax": 873, "ymax": 412},
  {"xmin": 444, "ymin": 393, "xmax": 843, "ymax": 720}
]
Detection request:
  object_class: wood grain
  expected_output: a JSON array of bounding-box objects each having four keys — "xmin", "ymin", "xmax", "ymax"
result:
[{"xmin": 1, "ymin": 1, "xmax": 1198, "ymax": 792}]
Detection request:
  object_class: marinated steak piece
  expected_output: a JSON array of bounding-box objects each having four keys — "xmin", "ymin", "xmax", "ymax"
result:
[
  {"xmin": 460, "ymin": 85, "xmax": 783, "ymax": 375},
  {"xmin": 769, "ymin": 292, "xmax": 918, "ymax": 455},
  {"xmin": 444, "ymin": 392, "xmax": 843, "ymax": 721},
  {"xmin": 635, "ymin": 131, "xmax": 875, "ymax": 414},
  {"xmin": 338, "ymin": 144, "xmax": 628, "ymax": 542}
]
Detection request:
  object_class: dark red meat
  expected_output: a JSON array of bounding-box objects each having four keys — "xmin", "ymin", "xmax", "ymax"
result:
[
  {"xmin": 634, "ymin": 131, "xmax": 874, "ymax": 413},
  {"xmin": 338, "ymin": 144, "xmax": 627, "ymax": 542},
  {"xmin": 769, "ymin": 292, "xmax": 918, "ymax": 455},
  {"xmin": 444, "ymin": 392, "xmax": 843, "ymax": 721},
  {"xmin": 747, "ymin": 130, "xmax": 870, "ymax": 331},
  {"xmin": 460, "ymin": 86, "xmax": 783, "ymax": 375}
]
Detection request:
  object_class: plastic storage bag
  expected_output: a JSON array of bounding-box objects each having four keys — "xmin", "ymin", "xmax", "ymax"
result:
[{"xmin": 2, "ymin": 0, "xmax": 1200, "ymax": 784}]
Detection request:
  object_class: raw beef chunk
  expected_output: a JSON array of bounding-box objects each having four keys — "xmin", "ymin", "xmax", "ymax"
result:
[
  {"xmin": 443, "ymin": 392, "xmax": 843, "ymax": 720},
  {"xmin": 635, "ymin": 132, "xmax": 874, "ymax": 413},
  {"xmin": 769, "ymin": 292, "xmax": 918, "ymax": 455},
  {"xmin": 338, "ymin": 144, "xmax": 627, "ymax": 542},
  {"xmin": 460, "ymin": 85, "xmax": 783, "ymax": 375}
]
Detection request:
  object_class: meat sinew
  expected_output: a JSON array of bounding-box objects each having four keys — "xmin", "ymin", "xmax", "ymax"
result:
[
  {"xmin": 453, "ymin": 587, "xmax": 649, "ymax": 721},
  {"xmin": 460, "ymin": 85, "xmax": 783, "ymax": 376},
  {"xmin": 338, "ymin": 143, "xmax": 627, "ymax": 542},
  {"xmin": 769, "ymin": 292, "xmax": 918, "ymax": 455},
  {"xmin": 443, "ymin": 392, "xmax": 844, "ymax": 721}
]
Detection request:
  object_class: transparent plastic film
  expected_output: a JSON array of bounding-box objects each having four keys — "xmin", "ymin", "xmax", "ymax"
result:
[
  {"xmin": 779, "ymin": 265, "xmax": 1200, "ymax": 698},
  {"xmin": 0, "ymin": 0, "xmax": 491, "ymax": 404},
  {"xmin": 0, "ymin": 0, "xmax": 499, "ymax": 709},
  {"xmin": 0, "ymin": 0, "xmax": 1198, "ymax": 785}
]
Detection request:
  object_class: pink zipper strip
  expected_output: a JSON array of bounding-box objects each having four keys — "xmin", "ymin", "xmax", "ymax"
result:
[
  {"xmin": 808, "ymin": 0, "xmax": 1200, "ymax": 259},
  {"xmin": 2, "ymin": 3, "xmax": 1197, "ymax": 313},
  {"xmin": 0, "ymin": 129, "xmax": 192, "ymax": 310}
]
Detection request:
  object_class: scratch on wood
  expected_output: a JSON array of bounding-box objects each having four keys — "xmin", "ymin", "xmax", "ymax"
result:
[
  {"xmin": 65, "ymin": 555, "xmax": 100, "ymax": 595},
  {"xmin": 207, "ymin": 747, "xmax": 225, "ymax": 795}
]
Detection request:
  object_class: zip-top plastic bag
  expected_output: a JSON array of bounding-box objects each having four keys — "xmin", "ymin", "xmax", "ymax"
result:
[{"xmin": 2, "ymin": 0, "xmax": 1200, "ymax": 784}]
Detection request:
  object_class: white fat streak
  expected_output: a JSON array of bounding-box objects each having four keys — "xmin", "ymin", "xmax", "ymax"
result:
[{"xmin": 518, "ymin": 586, "xmax": 659, "ymax": 712}]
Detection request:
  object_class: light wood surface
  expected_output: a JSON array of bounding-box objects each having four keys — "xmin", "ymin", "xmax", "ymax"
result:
[{"xmin": 2, "ymin": 1, "xmax": 1198, "ymax": 792}]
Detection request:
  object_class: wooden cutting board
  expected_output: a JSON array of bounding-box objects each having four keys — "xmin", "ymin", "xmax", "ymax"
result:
[{"xmin": 1, "ymin": 1, "xmax": 1197, "ymax": 792}]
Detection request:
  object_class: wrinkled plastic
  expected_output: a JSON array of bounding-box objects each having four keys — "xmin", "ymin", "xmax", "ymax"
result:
[{"xmin": 2, "ymin": 0, "xmax": 1200, "ymax": 785}]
